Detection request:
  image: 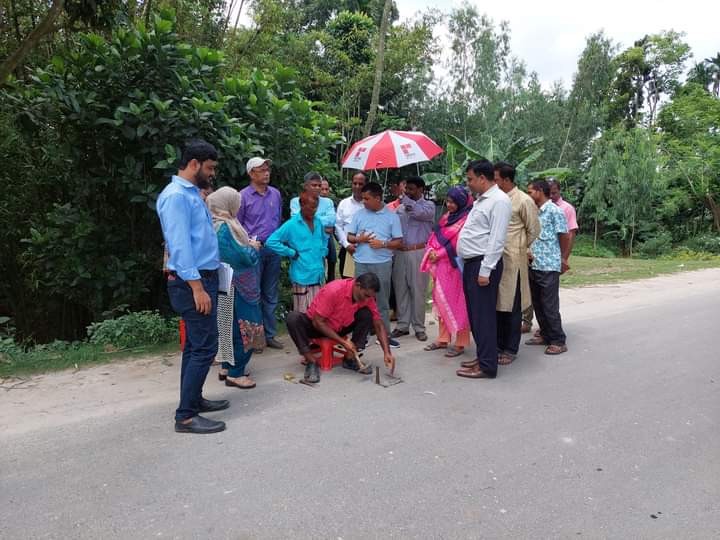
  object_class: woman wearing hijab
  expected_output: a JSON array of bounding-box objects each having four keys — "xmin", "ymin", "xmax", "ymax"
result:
[
  {"xmin": 207, "ymin": 187, "xmax": 264, "ymax": 389},
  {"xmin": 420, "ymin": 186, "xmax": 473, "ymax": 357}
]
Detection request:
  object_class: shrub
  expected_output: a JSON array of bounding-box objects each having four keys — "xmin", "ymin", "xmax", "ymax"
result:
[
  {"xmin": 661, "ymin": 249, "xmax": 720, "ymax": 261},
  {"xmin": 572, "ymin": 234, "xmax": 618, "ymax": 258},
  {"xmin": 87, "ymin": 310, "xmax": 179, "ymax": 349},
  {"xmin": 637, "ymin": 231, "xmax": 673, "ymax": 258},
  {"xmin": 681, "ymin": 233, "xmax": 720, "ymax": 255}
]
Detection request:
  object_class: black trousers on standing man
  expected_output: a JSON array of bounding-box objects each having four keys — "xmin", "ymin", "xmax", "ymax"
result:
[
  {"xmin": 496, "ymin": 274, "xmax": 522, "ymax": 356},
  {"xmin": 463, "ymin": 256, "xmax": 504, "ymax": 377},
  {"xmin": 529, "ymin": 269, "xmax": 566, "ymax": 346}
]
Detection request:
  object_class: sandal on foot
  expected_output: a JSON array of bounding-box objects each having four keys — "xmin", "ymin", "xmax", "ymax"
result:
[
  {"xmin": 525, "ymin": 336, "xmax": 547, "ymax": 346},
  {"xmin": 498, "ymin": 353, "xmax": 515, "ymax": 365},
  {"xmin": 225, "ymin": 376, "xmax": 256, "ymax": 389},
  {"xmin": 423, "ymin": 342, "xmax": 447, "ymax": 351},
  {"xmin": 544, "ymin": 344, "xmax": 568, "ymax": 355},
  {"xmin": 444, "ymin": 347, "xmax": 464, "ymax": 358}
]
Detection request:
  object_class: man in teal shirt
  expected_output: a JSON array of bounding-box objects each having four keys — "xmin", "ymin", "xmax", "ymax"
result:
[
  {"xmin": 346, "ymin": 182, "xmax": 403, "ymax": 347},
  {"xmin": 266, "ymin": 192, "xmax": 328, "ymax": 312},
  {"xmin": 290, "ymin": 171, "xmax": 336, "ymax": 282}
]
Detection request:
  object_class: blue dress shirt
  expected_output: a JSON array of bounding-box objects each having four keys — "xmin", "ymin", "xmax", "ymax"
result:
[{"xmin": 156, "ymin": 175, "xmax": 219, "ymax": 281}]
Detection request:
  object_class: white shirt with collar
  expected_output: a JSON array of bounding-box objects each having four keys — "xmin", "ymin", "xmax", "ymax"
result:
[
  {"xmin": 456, "ymin": 184, "xmax": 512, "ymax": 277},
  {"xmin": 335, "ymin": 195, "xmax": 365, "ymax": 248}
]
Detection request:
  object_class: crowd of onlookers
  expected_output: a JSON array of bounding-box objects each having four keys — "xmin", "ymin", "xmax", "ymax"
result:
[{"xmin": 157, "ymin": 139, "xmax": 577, "ymax": 434}]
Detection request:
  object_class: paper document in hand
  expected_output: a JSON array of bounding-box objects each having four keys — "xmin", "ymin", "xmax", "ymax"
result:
[{"xmin": 218, "ymin": 262, "xmax": 233, "ymax": 293}]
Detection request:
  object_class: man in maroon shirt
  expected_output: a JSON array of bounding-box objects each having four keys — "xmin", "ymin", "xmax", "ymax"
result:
[{"xmin": 286, "ymin": 273, "xmax": 396, "ymax": 383}]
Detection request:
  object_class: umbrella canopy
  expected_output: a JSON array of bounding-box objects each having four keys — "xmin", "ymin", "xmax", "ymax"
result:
[{"xmin": 341, "ymin": 130, "xmax": 443, "ymax": 171}]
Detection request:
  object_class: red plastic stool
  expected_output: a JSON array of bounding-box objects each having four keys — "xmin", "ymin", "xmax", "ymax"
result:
[
  {"xmin": 179, "ymin": 319, "xmax": 186, "ymax": 350},
  {"xmin": 308, "ymin": 337, "xmax": 347, "ymax": 371}
]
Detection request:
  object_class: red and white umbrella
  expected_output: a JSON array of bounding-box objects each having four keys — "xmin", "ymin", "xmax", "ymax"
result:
[{"xmin": 341, "ymin": 130, "xmax": 443, "ymax": 170}]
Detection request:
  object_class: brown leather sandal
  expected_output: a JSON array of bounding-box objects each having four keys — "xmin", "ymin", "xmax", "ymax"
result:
[{"xmin": 498, "ymin": 353, "xmax": 515, "ymax": 365}]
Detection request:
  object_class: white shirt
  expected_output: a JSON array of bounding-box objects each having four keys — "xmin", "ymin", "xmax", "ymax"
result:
[
  {"xmin": 335, "ymin": 195, "xmax": 365, "ymax": 248},
  {"xmin": 456, "ymin": 184, "xmax": 512, "ymax": 277}
]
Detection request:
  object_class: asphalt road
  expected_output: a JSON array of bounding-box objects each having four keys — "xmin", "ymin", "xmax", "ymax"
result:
[{"xmin": 2, "ymin": 271, "xmax": 719, "ymax": 539}]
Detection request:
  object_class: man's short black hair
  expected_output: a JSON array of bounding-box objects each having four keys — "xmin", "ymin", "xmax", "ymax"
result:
[
  {"xmin": 179, "ymin": 139, "xmax": 218, "ymax": 169},
  {"xmin": 361, "ymin": 182, "xmax": 383, "ymax": 198},
  {"xmin": 494, "ymin": 161, "xmax": 515, "ymax": 182},
  {"xmin": 352, "ymin": 171, "xmax": 368, "ymax": 182},
  {"xmin": 355, "ymin": 272, "xmax": 381, "ymax": 292},
  {"xmin": 466, "ymin": 159, "xmax": 494, "ymax": 180},
  {"xmin": 304, "ymin": 171, "xmax": 322, "ymax": 183},
  {"xmin": 529, "ymin": 179, "xmax": 550, "ymax": 197},
  {"xmin": 405, "ymin": 176, "xmax": 425, "ymax": 189}
]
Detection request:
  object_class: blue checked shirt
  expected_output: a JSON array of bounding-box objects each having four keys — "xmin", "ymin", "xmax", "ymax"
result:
[{"xmin": 530, "ymin": 201, "xmax": 568, "ymax": 272}]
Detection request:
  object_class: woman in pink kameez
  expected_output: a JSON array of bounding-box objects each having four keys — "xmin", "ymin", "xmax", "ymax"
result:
[{"xmin": 420, "ymin": 186, "xmax": 473, "ymax": 357}]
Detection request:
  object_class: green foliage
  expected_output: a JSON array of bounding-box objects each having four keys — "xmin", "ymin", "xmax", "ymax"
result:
[
  {"xmin": 607, "ymin": 31, "xmax": 691, "ymax": 127},
  {"xmin": 636, "ymin": 231, "xmax": 674, "ymax": 258},
  {"xmin": 572, "ymin": 235, "xmax": 618, "ymax": 258},
  {"xmin": 1, "ymin": 11, "xmax": 339, "ymax": 342},
  {"xmin": 87, "ymin": 310, "xmax": 179, "ymax": 349},
  {"xmin": 582, "ymin": 128, "xmax": 663, "ymax": 255},
  {"xmin": 680, "ymin": 233, "xmax": 720, "ymax": 255},
  {"xmin": 658, "ymin": 83, "xmax": 720, "ymax": 233}
]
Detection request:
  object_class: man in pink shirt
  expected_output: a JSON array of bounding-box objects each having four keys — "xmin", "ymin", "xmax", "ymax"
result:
[
  {"xmin": 549, "ymin": 179, "xmax": 578, "ymax": 253},
  {"xmin": 522, "ymin": 178, "xmax": 578, "ymax": 334},
  {"xmin": 286, "ymin": 273, "xmax": 396, "ymax": 383}
]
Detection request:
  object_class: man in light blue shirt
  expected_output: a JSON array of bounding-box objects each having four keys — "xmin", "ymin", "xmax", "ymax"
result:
[
  {"xmin": 266, "ymin": 192, "xmax": 328, "ymax": 312},
  {"xmin": 156, "ymin": 139, "xmax": 227, "ymax": 435},
  {"xmin": 456, "ymin": 159, "xmax": 512, "ymax": 380},
  {"xmin": 346, "ymin": 182, "xmax": 403, "ymax": 346}
]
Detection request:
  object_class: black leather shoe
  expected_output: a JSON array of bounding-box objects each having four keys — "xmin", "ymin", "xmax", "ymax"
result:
[
  {"xmin": 390, "ymin": 328, "xmax": 410, "ymax": 338},
  {"xmin": 198, "ymin": 398, "xmax": 230, "ymax": 413},
  {"xmin": 175, "ymin": 415, "xmax": 226, "ymax": 434},
  {"xmin": 304, "ymin": 362, "xmax": 320, "ymax": 383}
]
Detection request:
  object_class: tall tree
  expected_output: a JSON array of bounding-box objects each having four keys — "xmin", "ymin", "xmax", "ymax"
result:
[
  {"xmin": 561, "ymin": 31, "xmax": 616, "ymax": 167},
  {"xmin": 606, "ymin": 30, "xmax": 691, "ymax": 127},
  {"xmin": 363, "ymin": 0, "xmax": 392, "ymax": 137},
  {"xmin": 659, "ymin": 83, "xmax": 720, "ymax": 232}
]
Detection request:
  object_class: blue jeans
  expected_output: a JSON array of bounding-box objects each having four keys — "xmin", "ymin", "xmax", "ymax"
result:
[
  {"xmin": 167, "ymin": 273, "xmax": 219, "ymax": 421},
  {"xmin": 257, "ymin": 247, "xmax": 280, "ymax": 340}
]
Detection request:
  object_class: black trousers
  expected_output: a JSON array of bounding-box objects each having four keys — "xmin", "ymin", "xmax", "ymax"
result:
[
  {"xmin": 496, "ymin": 274, "xmax": 522, "ymax": 355},
  {"xmin": 286, "ymin": 307, "xmax": 373, "ymax": 357},
  {"xmin": 338, "ymin": 246, "xmax": 350, "ymax": 278},
  {"xmin": 529, "ymin": 269, "xmax": 566, "ymax": 345},
  {"xmin": 326, "ymin": 236, "xmax": 337, "ymax": 282},
  {"xmin": 463, "ymin": 257, "xmax": 503, "ymax": 376}
]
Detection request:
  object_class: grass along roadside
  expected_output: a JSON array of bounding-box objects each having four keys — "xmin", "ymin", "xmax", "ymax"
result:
[
  {"xmin": 561, "ymin": 256, "xmax": 720, "ymax": 287},
  {"xmin": 0, "ymin": 341, "xmax": 180, "ymax": 379}
]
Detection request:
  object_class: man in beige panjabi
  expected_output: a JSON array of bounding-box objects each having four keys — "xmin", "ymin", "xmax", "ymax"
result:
[{"xmin": 494, "ymin": 161, "xmax": 540, "ymax": 365}]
